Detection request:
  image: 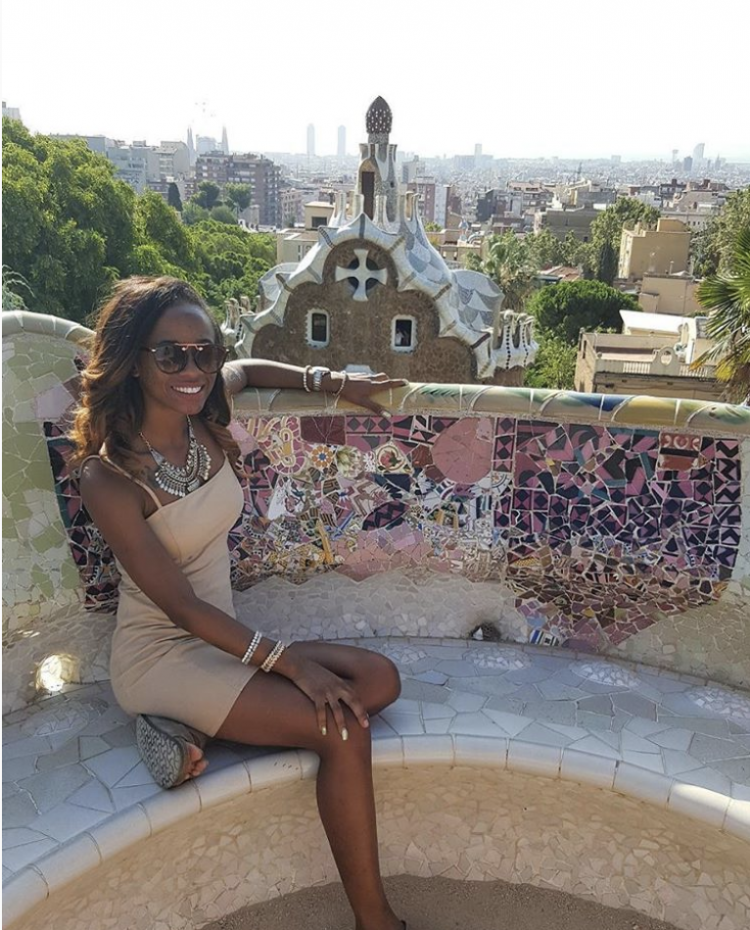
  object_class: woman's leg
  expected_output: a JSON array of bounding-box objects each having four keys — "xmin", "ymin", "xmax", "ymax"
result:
[{"xmin": 215, "ymin": 643, "xmax": 403, "ymax": 930}]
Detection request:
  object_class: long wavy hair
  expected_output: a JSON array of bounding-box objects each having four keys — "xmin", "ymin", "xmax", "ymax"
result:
[{"xmin": 70, "ymin": 276, "xmax": 242, "ymax": 476}]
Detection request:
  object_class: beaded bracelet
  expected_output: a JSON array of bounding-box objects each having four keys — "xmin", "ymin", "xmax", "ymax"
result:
[
  {"xmin": 261, "ymin": 640, "xmax": 287, "ymax": 673},
  {"xmin": 333, "ymin": 371, "xmax": 348, "ymax": 397},
  {"xmin": 241, "ymin": 631, "xmax": 263, "ymax": 666},
  {"xmin": 302, "ymin": 365, "xmax": 312, "ymax": 393}
]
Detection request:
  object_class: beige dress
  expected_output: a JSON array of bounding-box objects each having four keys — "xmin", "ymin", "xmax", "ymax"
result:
[{"xmin": 93, "ymin": 454, "xmax": 259, "ymax": 736}]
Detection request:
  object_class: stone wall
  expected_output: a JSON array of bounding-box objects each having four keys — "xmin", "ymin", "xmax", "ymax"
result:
[{"xmin": 3, "ymin": 310, "xmax": 749, "ymax": 714}]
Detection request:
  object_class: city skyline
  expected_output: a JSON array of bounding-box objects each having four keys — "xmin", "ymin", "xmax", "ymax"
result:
[{"xmin": 1, "ymin": 0, "xmax": 748, "ymax": 162}]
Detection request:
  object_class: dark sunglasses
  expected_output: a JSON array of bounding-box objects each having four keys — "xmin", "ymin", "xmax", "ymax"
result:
[{"xmin": 141, "ymin": 342, "xmax": 228, "ymax": 374}]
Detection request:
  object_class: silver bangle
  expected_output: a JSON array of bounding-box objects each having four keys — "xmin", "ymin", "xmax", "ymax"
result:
[
  {"xmin": 302, "ymin": 365, "xmax": 312, "ymax": 393},
  {"xmin": 311, "ymin": 366, "xmax": 329, "ymax": 392},
  {"xmin": 261, "ymin": 640, "xmax": 286, "ymax": 673},
  {"xmin": 241, "ymin": 631, "xmax": 263, "ymax": 666}
]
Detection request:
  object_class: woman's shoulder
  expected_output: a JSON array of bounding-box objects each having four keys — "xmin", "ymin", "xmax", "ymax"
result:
[{"xmin": 79, "ymin": 455, "xmax": 143, "ymax": 506}]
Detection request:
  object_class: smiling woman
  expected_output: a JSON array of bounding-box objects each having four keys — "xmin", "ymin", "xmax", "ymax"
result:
[{"xmin": 69, "ymin": 275, "xmax": 409, "ymax": 930}]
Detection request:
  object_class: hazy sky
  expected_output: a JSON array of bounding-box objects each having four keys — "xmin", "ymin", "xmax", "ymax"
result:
[{"xmin": 1, "ymin": 0, "xmax": 746, "ymax": 161}]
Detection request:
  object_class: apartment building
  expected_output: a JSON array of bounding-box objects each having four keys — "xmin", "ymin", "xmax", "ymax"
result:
[{"xmin": 618, "ymin": 218, "xmax": 691, "ymax": 282}]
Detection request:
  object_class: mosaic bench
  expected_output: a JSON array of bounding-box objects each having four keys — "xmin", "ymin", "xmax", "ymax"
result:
[
  {"xmin": 3, "ymin": 310, "xmax": 750, "ymax": 929},
  {"xmin": 3, "ymin": 639, "xmax": 750, "ymax": 930}
]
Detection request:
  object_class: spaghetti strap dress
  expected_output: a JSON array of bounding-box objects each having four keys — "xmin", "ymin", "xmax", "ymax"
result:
[{"xmin": 86, "ymin": 453, "xmax": 259, "ymax": 737}]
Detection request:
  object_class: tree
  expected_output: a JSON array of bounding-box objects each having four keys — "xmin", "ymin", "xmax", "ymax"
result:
[
  {"xmin": 526, "ymin": 279, "xmax": 639, "ymax": 345},
  {"xmin": 483, "ymin": 232, "xmax": 539, "ymax": 311},
  {"xmin": 424, "ymin": 221, "xmax": 442, "ymax": 232},
  {"xmin": 224, "ymin": 183, "xmax": 252, "ymax": 217},
  {"xmin": 132, "ymin": 191, "xmax": 195, "ymax": 274},
  {"xmin": 524, "ymin": 333, "xmax": 578, "ymax": 390},
  {"xmin": 186, "ymin": 220, "xmax": 276, "ymax": 310},
  {"xmin": 527, "ymin": 229, "xmax": 565, "ymax": 268},
  {"xmin": 589, "ymin": 197, "xmax": 660, "ymax": 285},
  {"xmin": 2, "ymin": 118, "xmax": 135, "ymax": 321},
  {"xmin": 210, "ymin": 205, "xmax": 238, "ymax": 225},
  {"xmin": 182, "ymin": 202, "xmax": 210, "ymax": 226},
  {"xmin": 192, "ymin": 181, "xmax": 222, "ymax": 210},
  {"xmin": 692, "ymin": 187, "xmax": 750, "ymax": 277},
  {"xmin": 691, "ymin": 226, "xmax": 750, "ymax": 402},
  {"xmin": 167, "ymin": 182, "xmax": 183, "ymax": 213}
]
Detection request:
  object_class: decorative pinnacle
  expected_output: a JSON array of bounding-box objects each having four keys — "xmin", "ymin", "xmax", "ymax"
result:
[{"xmin": 366, "ymin": 97, "xmax": 392, "ymax": 136}]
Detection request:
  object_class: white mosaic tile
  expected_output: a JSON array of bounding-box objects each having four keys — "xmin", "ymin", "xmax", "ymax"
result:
[
  {"xmin": 684, "ymin": 686, "xmax": 750, "ymax": 727},
  {"xmin": 467, "ymin": 647, "xmax": 530, "ymax": 671},
  {"xmin": 571, "ymin": 662, "xmax": 641, "ymax": 689}
]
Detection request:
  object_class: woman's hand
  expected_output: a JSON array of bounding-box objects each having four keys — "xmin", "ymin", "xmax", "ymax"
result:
[
  {"xmin": 337, "ymin": 371, "xmax": 408, "ymax": 416},
  {"xmin": 274, "ymin": 644, "xmax": 370, "ymax": 739}
]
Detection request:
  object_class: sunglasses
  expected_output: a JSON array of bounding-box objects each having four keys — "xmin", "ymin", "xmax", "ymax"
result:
[{"xmin": 141, "ymin": 342, "xmax": 228, "ymax": 374}]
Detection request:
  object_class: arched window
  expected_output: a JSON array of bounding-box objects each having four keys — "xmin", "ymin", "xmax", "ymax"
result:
[
  {"xmin": 307, "ymin": 310, "xmax": 330, "ymax": 347},
  {"xmin": 392, "ymin": 316, "xmax": 416, "ymax": 352}
]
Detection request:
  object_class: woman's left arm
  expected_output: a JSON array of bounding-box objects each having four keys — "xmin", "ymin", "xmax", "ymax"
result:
[{"xmin": 223, "ymin": 360, "xmax": 407, "ymax": 416}]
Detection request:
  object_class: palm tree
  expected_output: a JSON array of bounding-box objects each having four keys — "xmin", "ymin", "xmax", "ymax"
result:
[
  {"xmin": 483, "ymin": 233, "xmax": 538, "ymax": 311},
  {"xmin": 691, "ymin": 227, "xmax": 750, "ymax": 404}
]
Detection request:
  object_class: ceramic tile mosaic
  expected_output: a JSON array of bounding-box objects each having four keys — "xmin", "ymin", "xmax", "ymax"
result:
[
  {"xmin": 3, "ymin": 315, "xmax": 750, "ymax": 719},
  {"xmin": 37, "ymin": 412, "xmax": 747, "ymax": 651},
  {"xmin": 4, "ymin": 640, "xmax": 750, "ymax": 929}
]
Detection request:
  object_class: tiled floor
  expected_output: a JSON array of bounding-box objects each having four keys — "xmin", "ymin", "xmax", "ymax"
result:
[{"xmin": 3, "ymin": 638, "xmax": 750, "ymax": 885}]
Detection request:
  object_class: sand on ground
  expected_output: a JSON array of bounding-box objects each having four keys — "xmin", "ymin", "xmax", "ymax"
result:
[{"xmin": 205, "ymin": 875, "xmax": 681, "ymax": 930}]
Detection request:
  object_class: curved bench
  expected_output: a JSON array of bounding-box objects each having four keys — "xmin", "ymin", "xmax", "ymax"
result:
[{"xmin": 3, "ymin": 640, "xmax": 749, "ymax": 930}]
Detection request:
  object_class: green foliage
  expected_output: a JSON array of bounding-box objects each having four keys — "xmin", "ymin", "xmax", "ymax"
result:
[
  {"xmin": 192, "ymin": 181, "xmax": 222, "ymax": 210},
  {"xmin": 692, "ymin": 187, "xmax": 750, "ymax": 277},
  {"xmin": 2, "ymin": 121, "xmax": 277, "ymax": 322},
  {"xmin": 134, "ymin": 192, "xmax": 195, "ymax": 271},
  {"xmin": 182, "ymin": 201, "xmax": 210, "ymax": 226},
  {"xmin": 2, "ymin": 118, "xmax": 135, "ymax": 321},
  {"xmin": 209, "ymin": 205, "xmax": 238, "ymax": 225},
  {"xmin": 167, "ymin": 182, "xmax": 183, "ymax": 212},
  {"xmin": 692, "ymin": 226, "xmax": 750, "ymax": 401},
  {"xmin": 483, "ymin": 232, "xmax": 539, "ymax": 310},
  {"xmin": 187, "ymin": 221, "xmax": 276, "ymax": 309},
  {"xmin": 224, "ymin": 183, "xmax": 252, "ymax": 215},
  {"xmin": 526, "ymin": 279, "xmax": 639, "ymax": 345},
  {"xmin": 524, "ymin": 333, "xmax": 577, "ymax": 390},
  {"xmin": 526, "ymin": 229, "xmax": 565, "ymax": 268},
  {"xmin": 590, "ymin": 197, "xmax": 660, "ymax": 284},
  {"xmin": 463, "ymin": 252, "xmax": 483, "ymax": 271},
  {"xmin": 424, "ymin": 221, "xmax": 442, "ymax": 232},
  {"xmin": 2, "ymin": 266, "xmax": 34, "ymax": 310}
]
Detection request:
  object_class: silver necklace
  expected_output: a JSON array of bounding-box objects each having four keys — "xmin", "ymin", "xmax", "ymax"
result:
[{"xmin": 139, "ymin": 417, "xmax": 212, "ymax": 498}]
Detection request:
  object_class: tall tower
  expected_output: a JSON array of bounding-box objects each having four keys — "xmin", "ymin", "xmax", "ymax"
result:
[
  {"xmin": 337, "ymin": 125, "xmax": 346, "ymax": 158},
  {"xmin": 307, "ymin": 124, "xmax": 315, "ymax": 157},
  {"xmin": 221, "ymin": 126, "xmax": 229, "ymax": 155},
  {"xmin": 187, "ymin": 127, "xmax": 196, "ymax": 166},
  {"xmin": 357, "ymin": 96, "xmax": 398, "ymax": 222}
]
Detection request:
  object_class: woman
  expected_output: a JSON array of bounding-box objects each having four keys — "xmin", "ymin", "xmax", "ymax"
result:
[{"xmin": 72, "ymin": 276, "xmax": 408, "ymax": 930}]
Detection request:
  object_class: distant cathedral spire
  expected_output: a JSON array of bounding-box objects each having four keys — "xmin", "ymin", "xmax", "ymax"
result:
[{"xmin": 187, "ymin": 127, "xmax": 196, "ymax": 166}]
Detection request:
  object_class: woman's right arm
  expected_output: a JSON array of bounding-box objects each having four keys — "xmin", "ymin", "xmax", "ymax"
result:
[{"xmin": 79, "ymin": 460, "xmax": 369, "ymax": 737}]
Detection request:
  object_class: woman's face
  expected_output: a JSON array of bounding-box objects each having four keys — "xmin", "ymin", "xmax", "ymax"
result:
[{"xmin": 135, "ymin": 303, "xmax": 220, "ymax": 418}]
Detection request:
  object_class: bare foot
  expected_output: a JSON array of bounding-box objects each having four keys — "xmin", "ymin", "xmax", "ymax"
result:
[{"xmin": 184, "ymin": 741, "xmax": 209, "ymax": 780}]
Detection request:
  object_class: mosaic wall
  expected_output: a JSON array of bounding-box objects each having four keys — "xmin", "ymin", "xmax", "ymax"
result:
[{"xmin": 3, "ymin": 313, "xmax": 750, "ymax": 713}]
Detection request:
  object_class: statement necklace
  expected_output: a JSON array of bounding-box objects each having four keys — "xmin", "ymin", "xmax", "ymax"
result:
[{"xmin": 139, "ymin": 417, "xmax": 212, "ymax": 498}]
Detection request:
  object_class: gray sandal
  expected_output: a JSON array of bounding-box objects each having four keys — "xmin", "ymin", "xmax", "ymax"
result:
[{"xmin": 136, "ymin": 714, "xmax": 208, "ymax": 789}]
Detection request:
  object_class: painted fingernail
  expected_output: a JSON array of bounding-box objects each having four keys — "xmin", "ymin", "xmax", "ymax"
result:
[
  {"xmin": 341, "ymin": 727, "xmax": 349, "ymax": 741},
  {"xmin": 321, "ymin": 726, "xmax": 327, "ymax": 736},
  {"xmin": 363, "ymin": 717, "xmax": 370, "ymax": 727}
]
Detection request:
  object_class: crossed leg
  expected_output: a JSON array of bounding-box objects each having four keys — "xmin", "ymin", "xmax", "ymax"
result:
[{"xmin": 214, "ymin": 641, "xmax": 404, "ymax": 930}]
